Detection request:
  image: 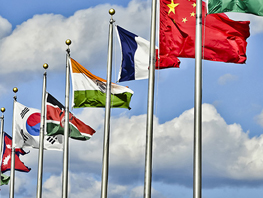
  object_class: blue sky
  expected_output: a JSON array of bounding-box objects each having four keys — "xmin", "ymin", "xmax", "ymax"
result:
[{"xmin": 1, "ymin": 0, "xmax": 263, "ymax": 197}]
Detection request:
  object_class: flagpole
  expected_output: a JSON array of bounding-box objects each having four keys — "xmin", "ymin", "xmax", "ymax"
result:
[
  {"xmin": 193, "ymin": 0, "xmax": 202, "ymax": 198},
  {"xmin": 0, "ymin": 107, "xmax": 5, "ymax": 180},
  {"xmin": 10, "ymin": 87, "xmax": 18, "ymax": 198},
  {"xmin": 62, "ymin": 39, "xmax": 71, "ymax": 198},
  {"xmin": 100, "ymin": 8, "xmax": 115, "ymax": 198},
  {"xmin": 143, "ymin": 0, "xmax": 157, "ymax": 197},
  {"xmin": 36, "ymin": 63, "xmax": 48, "ymax": 198}
]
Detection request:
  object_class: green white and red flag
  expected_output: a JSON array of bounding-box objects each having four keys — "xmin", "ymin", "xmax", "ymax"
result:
[{"xmin": 46, "ymin": 93, "xmax": 95, "ymax": 141}]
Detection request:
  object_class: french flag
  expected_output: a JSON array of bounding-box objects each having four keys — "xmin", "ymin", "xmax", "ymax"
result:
[
  {"xmin": 116, "ymin": 25, "xmax": 151, "ymax": 82},
  {"xmin": 116, "ymin": 25, "xmax": 180, "ymax": 82}
]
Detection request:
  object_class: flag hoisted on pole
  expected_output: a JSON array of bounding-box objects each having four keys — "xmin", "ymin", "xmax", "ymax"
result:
[
  {"xmin": 36, "ymin": 63, "xmax": 48, "ymax": 198},
  {"xmin": 10, "ymin": 87, "xmax": 18, "ymax": 198},
  {"xmin": 208, "ymin": 0, "xmax": 263, "ymax": 16},
  {"xmin": 194, "ymin": 0, "xmax": 202, "ymax": 198},
  {"xmin": 100, "ymin": 8, "xmax": 115, "ymax": 198},
  {"xmin": 1, "ymin": 132, "xmax": 31, "ymax": 173},
  {"xmin": 62, "ymin": 39, "xmax": 72, "ymax": 198},
  {"xmin": 144, "ymin": 0, "xmax": 157, "ymax": 197}
]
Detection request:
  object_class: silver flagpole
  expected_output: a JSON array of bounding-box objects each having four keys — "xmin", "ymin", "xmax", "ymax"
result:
[
  {"xmin": 62, "ymin": 39, "xmax": 71, "ymax": 198},
  {"xmin": 36, "ymin": 63, "xmax": 48, "ymax": 198},
  {"xmin": 193, "ymin": 0, "xmax": 202, "ymax": 198},
  {"xmin": 0, "ymin": 107, "xmax": 5, "ymax": 180},
  {"xmin": 100, "ymin": 8, "xmax": 115, "ymax": 198},
  {"xmin": 144, "ymin": 0, "xmax": 156, "ymax": 197},
  {"xmin": 10, "ymin": 87, "xmax": 18, "ymax": 198}
]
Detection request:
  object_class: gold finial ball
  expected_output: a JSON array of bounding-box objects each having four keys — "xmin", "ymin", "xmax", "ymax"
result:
[
  {"xmin": 65, "ymin": 39, "xmax": 72, "ymax": 46},
  {"xmin": 43, "ymin": 63, "xmax": 48, "ymax": 69},
  {"xmin": 13, "ymin": 87, "xmax": 18, "ymax": 93},
  {"xmin": 1, "ymin": 107, "xmax": 5, "ymax": 113},
  {"xmin": 109, "ymin": 8, "xmax": 115, "ymax": 15}
]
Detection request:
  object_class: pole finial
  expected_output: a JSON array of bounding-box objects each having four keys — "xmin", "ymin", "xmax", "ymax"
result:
[
  {"xmin": 65, "ymin": 39, "xmax": 72, "ymax": 46},
  {"xmin": 43, "ymin": 63, "xmax": 48, "ymax": 70},
  {"xmin": 109, "ymin": 8, "xmax": 115, "ymax": 16},
  {"xmin": 13, "ymin": 87, "xmax": 18, "ymax": 93},
  {"xmin": 1, "ymin": 107, "xmax": 5, "ymax": 113}
]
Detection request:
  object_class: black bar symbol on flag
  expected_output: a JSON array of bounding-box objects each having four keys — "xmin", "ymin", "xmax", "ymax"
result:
[{"xmin": 20, "ymin": 107, "xmax": 29, "ymax": 119}]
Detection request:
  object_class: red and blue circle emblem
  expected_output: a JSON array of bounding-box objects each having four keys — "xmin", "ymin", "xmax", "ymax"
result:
[{"xmin": 26, "ymin": 113, "xmax": 41, "ymax": 136}]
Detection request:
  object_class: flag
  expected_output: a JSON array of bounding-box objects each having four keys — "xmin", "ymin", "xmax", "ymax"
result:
[
  {"xmin": 116, "ymin": 25, "xmax": 180, "ymax": 82},
  {"xmin": 0, "ymin": 173, "xmax": 10, "ymax": 185},
  {"xmin": 13, "ymin": 101, "xmax": 63, "ymax": 150},
  {"xmin": 1, "ymin": 133, "xmax": 31, "ymax": 173},
  {"xmin": 70, "ymin": 58, "xmax": 134, "ymax": 108},
  {"xmin": 159, "ymin": 0, "xmax": 250, "ymax": 64},
  {"xmin": 208, "ymin": 0, "xmax": 263, "ymax": 16},
  {"xmin": 46, "ymin": 93, "xmax": 96, "ymax": 140}
]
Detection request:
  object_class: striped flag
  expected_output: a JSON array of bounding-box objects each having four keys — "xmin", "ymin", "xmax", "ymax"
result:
[
  {"xmin": 70, "ymin": 58, "xmax": 134, "ymax": 109},
  {"xmin": 116, "ymin": 25, "xmax": 180, "ymax": 82},
  {"xmin": 46, "ymin": 93, "xmax": 95, "ymax": 140}
]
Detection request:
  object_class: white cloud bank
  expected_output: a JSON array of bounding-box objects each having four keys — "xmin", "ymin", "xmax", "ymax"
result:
[
  {"xmin": 0, "ymin": 0, "xmax": 151, "ymax": 75},
  {"xmin": 9, "ymin": 103, "xmax": 263, "ymax": 197}
]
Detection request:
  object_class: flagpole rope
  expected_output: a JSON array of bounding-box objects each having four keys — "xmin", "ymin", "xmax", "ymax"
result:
[
  {"xmin": 114, "ymin": 22, "xmax": 117, "ymax": 84},
  {"xmin": 155, "ymin": 0, "xmax": 160, "ymax": 120},
  {"xmin": 111, "ymin": 20, "xmax": 117, "ymax": 107},
  {"xmin": 202, "ymin": 12, "xmax": 207, "ymax": 85}
]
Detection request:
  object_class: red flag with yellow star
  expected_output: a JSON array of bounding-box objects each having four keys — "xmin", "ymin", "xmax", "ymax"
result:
[{"xmin": 159, "ymin": 0, "xmax": 250, "ymax": 63}]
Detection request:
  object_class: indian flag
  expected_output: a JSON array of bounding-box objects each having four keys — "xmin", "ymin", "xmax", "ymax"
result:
[{"xmin": 70, "ymin": 58, "xmax": 134, "ymax": 109}]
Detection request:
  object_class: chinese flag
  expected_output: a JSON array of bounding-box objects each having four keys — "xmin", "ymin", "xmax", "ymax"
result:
[{"xmin": 159, "ymin": 0, "xmax": 250, "ymax": 64}]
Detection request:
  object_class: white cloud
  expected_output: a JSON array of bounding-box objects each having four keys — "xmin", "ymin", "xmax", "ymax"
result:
[
  {"xmin": 218, "ymin": 73, "xmax": 238, "ymax": 85},
  {"xmin": 254, "ymin": 109, "xmax": 263, "ymax": 127},
  {"xmin": 9, "ymin": 103, "xmax": 263, "ymax": 197},
  {"xmin": 0, "ymin": 0, "xmax": 151, "ymax": 79},
  {"xmin": 0, "ymin": 16, "xmax": 12, "ymax": 39}
]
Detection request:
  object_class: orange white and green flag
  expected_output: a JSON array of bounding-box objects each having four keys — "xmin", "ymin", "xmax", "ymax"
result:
[{"xmin": 69, "ymin": 58, "xmax": 133, "ymax": 109}]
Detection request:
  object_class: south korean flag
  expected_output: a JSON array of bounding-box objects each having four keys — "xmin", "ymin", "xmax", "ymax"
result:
[{"xmin": 13, "ymin": 101, "xmax": 63, "ymax": 150}]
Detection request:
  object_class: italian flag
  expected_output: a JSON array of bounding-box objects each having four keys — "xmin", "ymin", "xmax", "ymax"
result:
[
  {"xmin": 70, "ymin": 58, "xmax": 134, "ymax": 109},
  {"xmin": 46, "ymin": 93, "xmax": 95, "ymax": 141}
]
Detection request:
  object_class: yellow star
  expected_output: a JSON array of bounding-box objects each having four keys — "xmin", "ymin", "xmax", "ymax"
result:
[
  {"xmin": 192, "ymin": 3, "xmax": 196, "ymax": 8},
  {"xmin": 167, "ymin": 0, "xmax": 179, "ymax": 14},
  {"xmin": 182, "ymin": 17, "xmax": 187, "ymax": 23},
  {"xmin": 190, "ymin": 12, "xmax": 195, "ymax": 17}
]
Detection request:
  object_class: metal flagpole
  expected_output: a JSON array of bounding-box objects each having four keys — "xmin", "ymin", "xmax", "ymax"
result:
[
  {"xmin": 36, "ymin": 63, "xmax": 48, "ymax": 198},
  {"xmin": 0, "ymin": 107, "xmax": 5, "ymax": 181},
  {"xmin": 100, "ymin": 8, "xmax": 115, "ymax": 198},
  {"xmin": 143, "ymin": 0, "xmax": 157, "ymax": 197},
  {"xmin": 62, "ymin": 39, "xmax": 71, "ymax": 198},
  {"xmin": 193, "ymin": 0, "xmax": 203, "ymax": 198},
  {"xmin": 10, "ymin": 87, "xmax": 18, "ymax": 198}
]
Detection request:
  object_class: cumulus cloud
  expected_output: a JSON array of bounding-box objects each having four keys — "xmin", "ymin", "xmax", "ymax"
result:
[
  {"xmin": 0, "ymin": 0, "xmax": 151, "ymax": 90},
  {"xmin": 218, "ymin": 73, "xmax": 238, "ymax": 85},
  {"xmin": 73, "ymin": 104, "xmax": 263, "ymax": 187},
  {"xmin": 41, "ymin": 173, "xmax": 164, "ymax": 198},
  {"xmin": 0, "ymin": 16, "xmax": 12, "ymax": 39},
  {"xmin": 254, "ymin": 110, "xmax": 263, "ymax": 127},
  {"xmin": 9, "ymin": 103, "xmax": 263, "ymax": 197}
]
